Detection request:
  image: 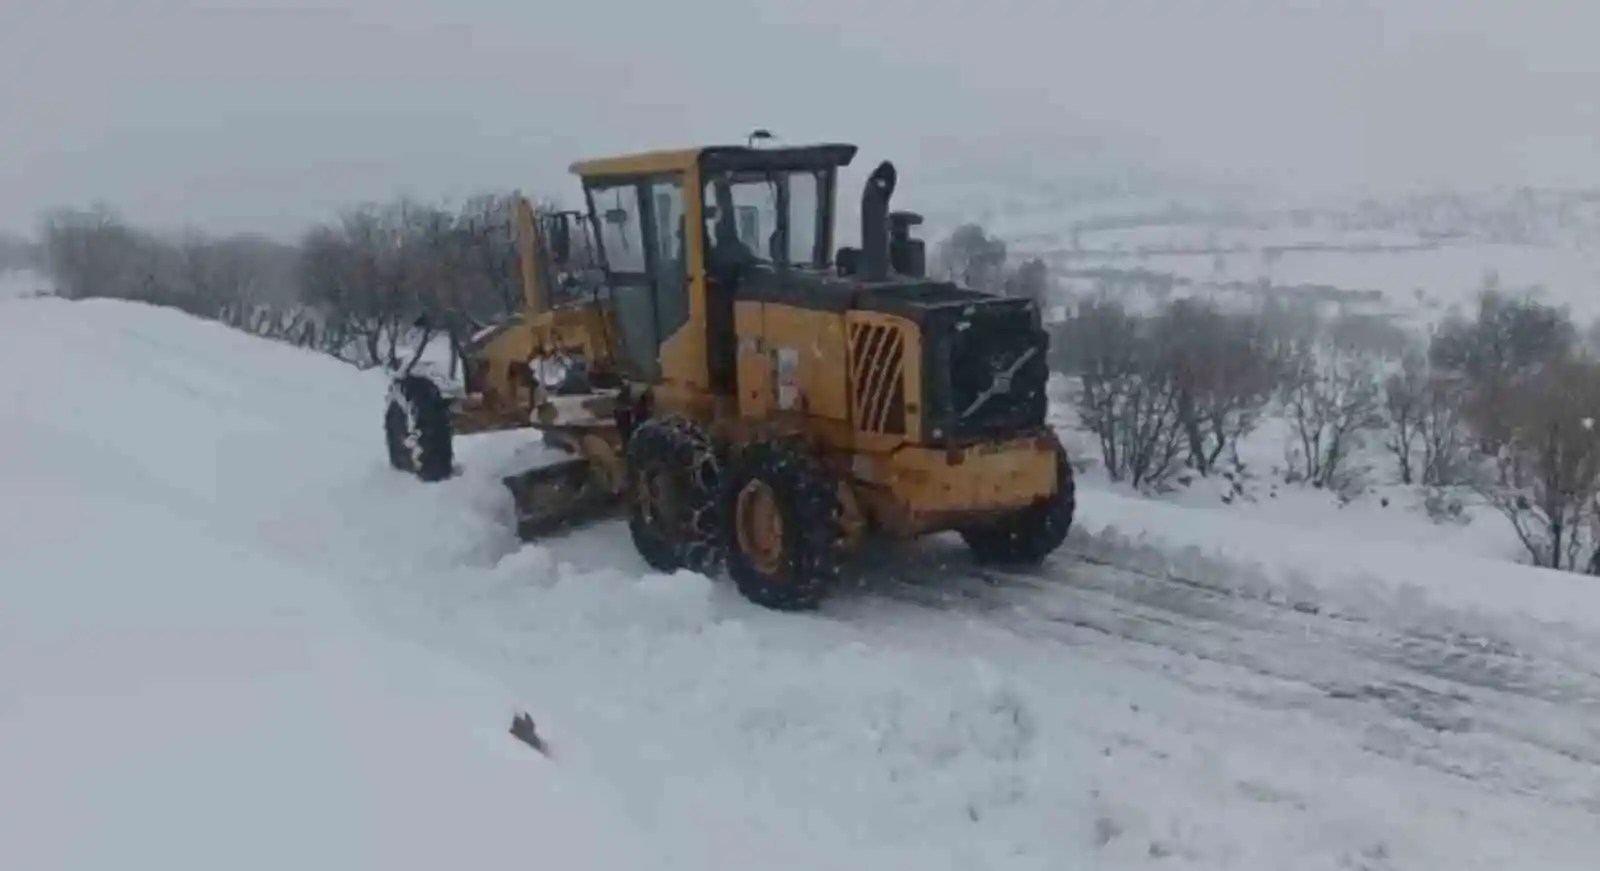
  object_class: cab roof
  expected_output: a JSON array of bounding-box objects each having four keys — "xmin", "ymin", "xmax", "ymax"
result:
[{"xmin": 568, "ymin": 143, "xmax": 858, "ymax": 179}]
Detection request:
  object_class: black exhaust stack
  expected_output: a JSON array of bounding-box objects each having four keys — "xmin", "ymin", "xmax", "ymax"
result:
[{"xmin": 860, "ymin": 160, "xmax": 896, "ymax": 282}]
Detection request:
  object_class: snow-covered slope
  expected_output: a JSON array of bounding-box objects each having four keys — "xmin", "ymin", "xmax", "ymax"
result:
[
  {"xmin": 0, "ymin": 299, "xmax": 646, "ymax": 869},
  {"xmin": 4, "ymin": 297, "xmax": 1599, "ymax": 869}
]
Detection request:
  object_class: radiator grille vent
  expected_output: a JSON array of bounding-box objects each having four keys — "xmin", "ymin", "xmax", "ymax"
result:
[{"xmin": 847, "ymin": 322, "xmax": 907, "ymax": 435}]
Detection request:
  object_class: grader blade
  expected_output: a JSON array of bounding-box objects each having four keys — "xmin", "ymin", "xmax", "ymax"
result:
[{"xmin": 501, "ymin": 456, "xmax": 622, "ymax": 541}]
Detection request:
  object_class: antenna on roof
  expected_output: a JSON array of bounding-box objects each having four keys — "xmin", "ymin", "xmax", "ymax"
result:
[{"xmin": 747, "ymin": 129, "xmax": 774, "ymax": 148}]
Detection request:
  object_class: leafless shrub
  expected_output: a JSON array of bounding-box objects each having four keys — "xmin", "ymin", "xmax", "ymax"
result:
[
  {"xmin": 933, "ymin": 223, "xmax": 1008, "ymax": 292},
  {"xmin": 295, "ymin": 193, "xmax": 531, "ymax": 371},
  {"xmin": 37, "ymin": 204, "xmax": 158, "ymax": 302},
  {"xmin": 1472, "ymin": 357, "xmax": 1600, "ymax": 570},
  {"xmin": 1056, "ymin": 298, "xmax": 1184, "ymax": 489},
  {"xmin": 1003, "ymin": 256, "xmax": 1050, "ymax": 306},
  {"xmin": 36, "ymin": 205, "xmax": 305, "ymax": 336},
  {"xmin": 1383, "ymin": 349, "xmax": 1472, "ymax": 487},
  {"xmin": 1277, "ymin": 323, "xmax": 1386, "ymax": 496},
  {"xmin": 1429, "ymin": 286, "xmax": 1576, "ymax": 459},
  {"xmin": 1153, "ymin": 298, "xmax": 1280, "ymax": 475},
  {"xmin": 175, "ymin": 232, "xmax": 301, "ymax": 329},
  {"xmin": 31, "ymin": 190, "xmax": 553, "ymax": 378}
]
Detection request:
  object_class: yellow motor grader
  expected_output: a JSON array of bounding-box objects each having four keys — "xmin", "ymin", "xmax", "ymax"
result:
[{"xmin": 384, "ymin": 138, "xmax": 1075, "ymax": 611}]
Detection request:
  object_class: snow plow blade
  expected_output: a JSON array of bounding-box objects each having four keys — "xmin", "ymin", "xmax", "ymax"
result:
[{"xmin": 502, "ymin": 456, "xmax": 622, "ymax": 541}]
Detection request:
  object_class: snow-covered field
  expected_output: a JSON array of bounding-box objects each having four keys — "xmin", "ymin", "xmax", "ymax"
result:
[
  {"xmin": 932, "ymin": 182, "xmax": 1600, "ymax": 330},
  {"xmin": 4, "ymin": 295, "xmax": 1600, "ymax": 869},
  {"xmin": 0, "ymin": 267, "xmax": 49, "ymax": 301},
  {"xmin": 1059, "ymin": 243, "xmax": 1600, "ymax": 324}
]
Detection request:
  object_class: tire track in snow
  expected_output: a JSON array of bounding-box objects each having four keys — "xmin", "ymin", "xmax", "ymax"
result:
[
  {"xmin": 454, "ymin": 432, "xmax": 1600, "ymax": 812},
  {"xmin": 831, "ymin": 536, "xmax": 1600, "ymax": 812}
]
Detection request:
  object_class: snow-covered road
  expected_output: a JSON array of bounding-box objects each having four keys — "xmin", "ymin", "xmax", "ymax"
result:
[{"xmin": 5, "ymin": 296, "xmax": 1599, "ymax": 869}]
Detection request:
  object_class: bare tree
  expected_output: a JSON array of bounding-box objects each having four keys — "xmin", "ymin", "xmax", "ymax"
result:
[
  {"xmin": 1155, "ymin": 298, "xmax": 1280, "ymax": 475},
  {"xmin": 934, "ymin": 223, "xmax": 1008, "ymax": 292},
  {"xmin": 293, "ymin": 193, "xmax": 528, "ymax": 370},
  {"xmin": 1278, "ymin": 332, "xmax": 1384, "ymax": 494},
  {"xmin": 1414, "ymin": 373, "xmax": 1471, "ymax": 487},
  {"xmin": 1385, "ymin": 348, "xmax": 1473, "ymax": 488},
  {"xmin": 36, "ymin": 204, "xmax": 152, "ymax": 301},
  {"xmin": 1430, "ymin": 287, "xmax": 1575, "ymax": 458},
  {"xmin": 295, "ymin": 202, "xmax": 419, "ymax": 368},
  {"xmin": 1003, "ymin": 257, "xmax": 1050, "ymax": 305},
  {"xmin": 1383, "ymin": 348, "xmax": 1428, "ymax": 485},
  {"xmin": 1057, "ymin": 298, "xmax": 1184, "ymax": 489},
  {"xmin": 455, "ymin": 193, "xmax": 521, "ymax": 319},
  {"xmin": 1474, "ymin": 357, "xmax": 1600, "ymax": 570}
]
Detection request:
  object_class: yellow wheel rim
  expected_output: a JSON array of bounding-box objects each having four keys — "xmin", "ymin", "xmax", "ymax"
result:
[{"xmin": 735, "ymin": 479, "xmax": 785, "ymax": 576}]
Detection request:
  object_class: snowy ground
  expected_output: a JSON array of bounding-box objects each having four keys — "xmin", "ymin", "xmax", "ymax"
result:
[
  {"xmin": 4, "ymin": 296, "xmax": 1600, "ymax": 869},
  {"xmin": 0, "ymin": 267, "xmax": 49, "ymax": 301}
]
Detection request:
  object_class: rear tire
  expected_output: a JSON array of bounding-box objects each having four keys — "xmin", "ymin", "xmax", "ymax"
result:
[
  {"xmin": 385, "ymin": 374, "xmax": 454, "ymax": 482},
  {"xmin": 960, "ymin": 433, "xmax": 1075, "ymax": 567},
  {"xmin": 720, "ymin": 439, "xmax": 842, "ymax": 612},
  {"xmin": 624, "ymin": 416, "xmax": 723, "ymax": 575}
]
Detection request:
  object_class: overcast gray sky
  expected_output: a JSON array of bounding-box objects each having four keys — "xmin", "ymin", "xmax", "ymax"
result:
[{"xmin": 4, "ymin": 0, "xmax": 1598, "ymax": 237}]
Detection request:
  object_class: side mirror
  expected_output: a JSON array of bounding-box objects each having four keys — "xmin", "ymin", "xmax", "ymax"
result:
[{"xmin": 604, "ymin": 208, "xmax": 630, "ymax": 226}]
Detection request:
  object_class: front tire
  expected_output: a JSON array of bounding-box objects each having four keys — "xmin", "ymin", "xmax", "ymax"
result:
[
  {"xmin": 720, "ymin": 439, "xmax": 842, "ymax": 612},
  {"xmin": 624, "ymin": 416, "xmax": 723, "ymax": 575},
  {"xmin": 960, "ymin": 432, "xmax": 1075, "ymax": 567},
  {"xmin": 385, "ymin": 374, "xmax": 454, "ymax": 482}
]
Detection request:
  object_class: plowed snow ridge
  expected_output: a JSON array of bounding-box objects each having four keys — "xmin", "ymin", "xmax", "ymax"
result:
[{"xmin": 3, "ymin": 296, "xmax": 1598, "ymax": 870}]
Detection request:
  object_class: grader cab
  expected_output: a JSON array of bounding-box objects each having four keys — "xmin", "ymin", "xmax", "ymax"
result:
[{"xmin": 384, "ymin": 139, "xmax": 1074, "ymax": 611}]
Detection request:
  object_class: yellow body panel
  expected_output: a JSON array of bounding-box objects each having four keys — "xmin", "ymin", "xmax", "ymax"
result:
[
  {"xmin": 733, "ymin": 301, "xmax": 773, "ymax": 418},
  {"xmin": 568, "ymin": 148, "xmax": 701, "ymax": 178},
  {"xmin": 745, "ymin": 304, "xmax": 850, "ymax": 421},
  {"xmin": 889, "ymin": 437, "xmax": 1057, "ymax": 511},
  {"xmin": 858, "ymin": 436, "xmax": 1059, "ymax": 536}
]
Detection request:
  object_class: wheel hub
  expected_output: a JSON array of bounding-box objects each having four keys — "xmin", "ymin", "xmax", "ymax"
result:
[
  {"xmin": 735, "ymin": 479, "xmax": 785, "ymax": 576},
  {"xmin": 636, "ymin": 466, "xmax": 681, "ymax": 533}
]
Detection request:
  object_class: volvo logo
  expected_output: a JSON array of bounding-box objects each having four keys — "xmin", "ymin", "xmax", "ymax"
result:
[
  {"xmin": 990, "ymin": 367, "xmax": 1013, "ymax": 395},
  {"xmin": 960, "ymin": 347, "xmax": 1037, "ymax": 419}
]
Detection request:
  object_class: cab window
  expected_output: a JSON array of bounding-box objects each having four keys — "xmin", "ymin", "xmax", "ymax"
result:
[
  {"xmin": 581, "ymin": 173, "xmax": 690, "ymax": 381},
  {"xmin": 703, "ymin": 169, "xmax": 827, "ymax": 268},
  {"xmin": 590, "ymin": 183, "xmax": 646, "ymax": 273}
]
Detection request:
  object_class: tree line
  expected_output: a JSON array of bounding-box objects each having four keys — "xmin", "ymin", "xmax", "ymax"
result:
[
  {"xmin": 1051, "ymin": 277, "xmax": 1600, "ymax": 575},
  {"xmin": 30, "ymin": 193, "xmax": 537, "ymax": 375}
]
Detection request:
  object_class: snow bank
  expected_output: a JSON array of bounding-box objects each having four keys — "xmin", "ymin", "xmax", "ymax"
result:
[
  {"xmin": 0, "ymin": 298, "xmax": 647, "ymax": 870},
  {"xmin": 1070, "ymin": 485, "xmax": 1600, "ymax": 641}
]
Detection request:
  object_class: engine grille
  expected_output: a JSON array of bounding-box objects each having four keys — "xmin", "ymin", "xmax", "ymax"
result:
[
  {"xmin": 847, "ymin": 320, "xmax": 907, "ymax": 435},
  {"xmin": 924, "ymin": 302, "xmax": 1049, "ymax": 443}
]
